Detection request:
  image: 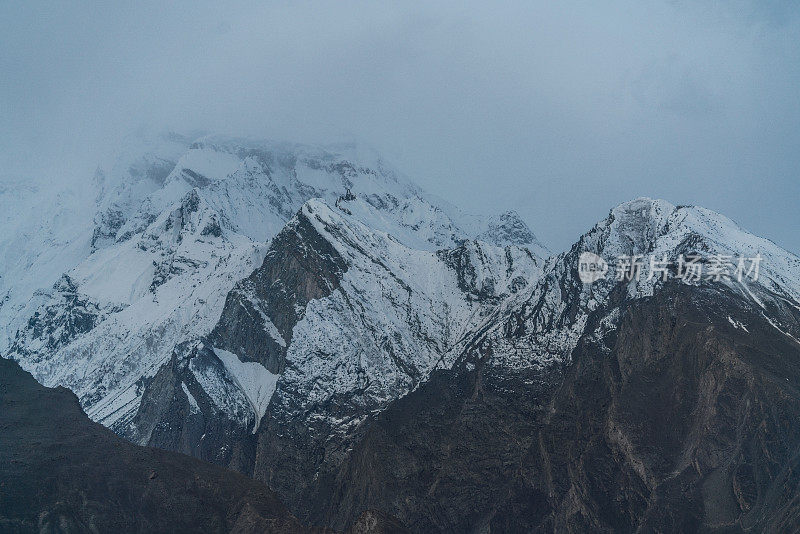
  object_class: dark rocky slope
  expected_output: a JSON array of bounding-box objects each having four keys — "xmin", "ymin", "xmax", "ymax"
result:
[
  {"xmin": 309, "ymin": 281, "xmax": 800, "ymax": 532},
  {"xmin": 0, "ymin": 357, "xmax": 323, "ymax": 534}
]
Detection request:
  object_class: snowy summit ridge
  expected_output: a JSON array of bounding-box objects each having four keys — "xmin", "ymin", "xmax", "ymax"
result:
[{"xmin": 1, "ymin": 133, "xmax": 548, "ymax": 433}]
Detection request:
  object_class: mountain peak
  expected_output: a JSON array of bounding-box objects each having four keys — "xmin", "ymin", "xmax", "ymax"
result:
[
  {"xmin": 478, "ymin": 210, "xmax": 548, "ymax": 253},
  {"xmin": 562, "ymin": 197, "xmax": 800, "ymax": 306}
]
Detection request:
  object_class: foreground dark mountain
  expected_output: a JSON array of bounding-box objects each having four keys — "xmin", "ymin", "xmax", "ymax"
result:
[
  {"xmin": 0, "ymin": 357, "xmax": 318, "ymax": 533},
  {"xmin": 0, "ymin": 357, "xmax": 411, "ymax": 534}
]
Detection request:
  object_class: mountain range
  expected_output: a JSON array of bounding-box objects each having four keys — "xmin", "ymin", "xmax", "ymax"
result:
[{"xmin": 2, "ymin": 133, "xmax": 800, "ymax": 532}]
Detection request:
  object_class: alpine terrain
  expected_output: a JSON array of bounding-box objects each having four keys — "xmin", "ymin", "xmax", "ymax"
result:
[{"xmin": 3, "ymin": 134, "xmax": 800, "ymax": 533}]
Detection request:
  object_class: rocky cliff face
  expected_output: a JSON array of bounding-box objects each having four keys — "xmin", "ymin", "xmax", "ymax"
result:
[
  {"xmin": 306, "ymin": 280, "xmax": 800, "ymax": 532},
  {"xmin": 209, "ymin": 208, "xmax": 348, "ymax": 374}
]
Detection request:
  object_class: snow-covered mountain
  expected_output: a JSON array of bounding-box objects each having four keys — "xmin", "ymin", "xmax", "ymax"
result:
[
  {"xmin": 5, "ymin": 134, "xmax": 800, "ymax": 532},
  {"xmin": 117, "ymin": 190, "xmax": 800, "ymax": 532},
  {"xmin": 0, "ymin": 182, "xmax": 94, "ymax": 351},
  {"xmin": 3, "ymin": 134, "xmax": 547, "ymax": 438},
  {"xmin": 480, "ymin": 197, "xmax": 800, "ymax": 372}
]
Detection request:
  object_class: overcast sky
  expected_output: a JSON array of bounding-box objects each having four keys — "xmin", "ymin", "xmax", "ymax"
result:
[{"xmin": 1, "ymin": 1, "xmax": 798, "ymax": 253}]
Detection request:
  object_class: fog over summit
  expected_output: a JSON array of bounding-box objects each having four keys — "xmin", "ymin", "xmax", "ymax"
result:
[{"xmin": 1, "ymin": 1, "xmax": 798, "ymax": 254}]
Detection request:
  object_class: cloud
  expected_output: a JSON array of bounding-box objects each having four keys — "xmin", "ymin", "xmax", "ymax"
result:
[{"xmin": 1, "ymin": 0, "xmax": 798, "ymax": 253}]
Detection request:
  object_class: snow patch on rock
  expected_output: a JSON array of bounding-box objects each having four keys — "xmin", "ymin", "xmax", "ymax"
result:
[{"xmin": 213, "ymin": 347, "xmax": 278, "ymax": 433}]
